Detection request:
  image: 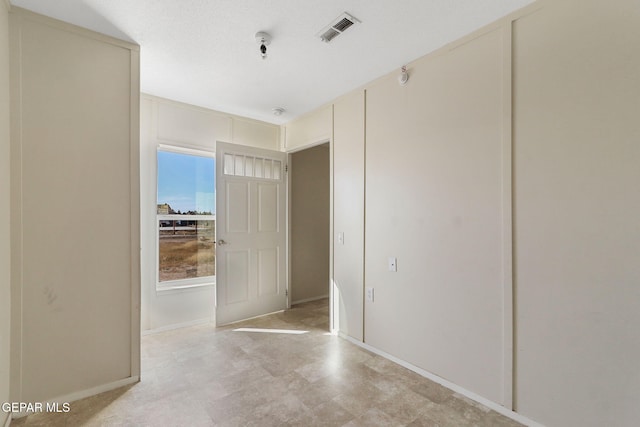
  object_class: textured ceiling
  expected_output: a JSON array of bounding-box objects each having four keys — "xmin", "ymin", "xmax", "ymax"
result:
[{"xmin": 10, "ymin": 0, "xmax": 533, "ymax": 124}]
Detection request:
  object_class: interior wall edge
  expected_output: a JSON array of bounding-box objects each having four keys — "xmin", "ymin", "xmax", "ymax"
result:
[
  {"xmin": 361, "ymin": 89, "xmax": 366, "ymax": 345},
  {"xmin": 0, "ymin": 0, "xmax": 11, "ymax": 424},
  {"xmin": 508, "ymin": 15, "xmax": 520, "ymax": 414},
  {"xmin": 286, "ymin": 149, "xmax": 292, "ymax": 310},
  {"xmin": 501, "ymin": 20, "xmax": 514, "ymax": 411},
  {"xmin": 332, "ymin": 89, "xmax": 365, "ymax": 342},
  {"xmin": 328, "ymin": 104, "xmax": 335, "ymax": 332},
  {"xmin": 8, "ymin": 6, "xmax": 24, "ymax": 404},
  {"xmin": 129, "ymin": 47, "xmax": 142, "ymax": 380}
]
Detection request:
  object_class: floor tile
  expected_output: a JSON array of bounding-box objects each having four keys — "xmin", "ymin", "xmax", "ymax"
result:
[{"xmin": 10, "ymin": 299, "xmax": 523, "ymax": 427}]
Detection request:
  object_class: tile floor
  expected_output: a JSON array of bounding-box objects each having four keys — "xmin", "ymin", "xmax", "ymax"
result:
[{"xmin": 11, "ymin": 299, "xmax": 523, "ymax": 426}]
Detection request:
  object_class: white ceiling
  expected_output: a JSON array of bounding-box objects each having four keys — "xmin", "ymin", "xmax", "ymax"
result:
[{"xmin": 10, "ymin": 0, "xmax": 533, "ymax": 124}]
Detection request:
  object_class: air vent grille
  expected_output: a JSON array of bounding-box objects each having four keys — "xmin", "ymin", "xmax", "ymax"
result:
[
  {"xmin": 333, "ymin": 18, "xmax": 354, "ymax": 32},
  {"xmin": 317, "ymin": 12, "xmax": 360, "ymax": 43}
]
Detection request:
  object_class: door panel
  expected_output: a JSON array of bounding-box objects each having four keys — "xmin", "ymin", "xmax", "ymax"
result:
[
  {"xmin": 258, "ymin": 248, "xmax": 279, "ymax": 296},
  {"xmin": 258, "ymin": 183, "xmax": 279, "ymax": 232},
  {"xmin": 216, "ymin": 142, "xmax": 287, "ymax": 325},
  {"xmin": 226, "ymin": 182, "xmax": 249, "ymax": 232},
  {"xmin": 225, "ymin": 250, "xmax": 250, "ymax": 304}
]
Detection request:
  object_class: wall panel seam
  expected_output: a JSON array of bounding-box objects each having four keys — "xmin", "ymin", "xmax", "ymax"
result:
[
  {"xmin": 361, "ymin": 89, "xmax": 367, "ymax": 344},
  {"xmin": 501, "ymin": 19, "xmax": 515, "ymax": 411}
]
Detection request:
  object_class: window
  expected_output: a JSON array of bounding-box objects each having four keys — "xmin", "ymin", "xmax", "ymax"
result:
[
  {"xmin": 157, "ymin": 147, "xmax": 215, "ymax": 289},
  {"xmin": 222, "ymin": 153, "xmax": 282, "ymax": 179}
]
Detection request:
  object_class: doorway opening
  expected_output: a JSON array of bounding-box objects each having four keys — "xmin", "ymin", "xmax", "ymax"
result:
[{"xmin": 290, "ymin": 142, "xmax": 331, "ymax": 325}]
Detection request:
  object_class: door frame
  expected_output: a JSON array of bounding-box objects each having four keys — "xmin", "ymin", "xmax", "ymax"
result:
[{"xmin": 285, "ymin": 138, "xmax": 335, "ymax": 333}]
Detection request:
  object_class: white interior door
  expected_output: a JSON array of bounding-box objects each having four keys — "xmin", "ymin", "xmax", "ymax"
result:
[{"xmin": 216, "ymin": 142, "xmax": 288, "ymax": 325}]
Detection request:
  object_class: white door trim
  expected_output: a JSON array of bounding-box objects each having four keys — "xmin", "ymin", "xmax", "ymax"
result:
[{"xmin": 285, "ymin": 137, "xmax": 334, "ymax": 332}]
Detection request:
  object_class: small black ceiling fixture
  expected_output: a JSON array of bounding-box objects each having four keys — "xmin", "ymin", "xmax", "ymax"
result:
[{"xmin": 255, "ymin": 31, "xmax": 271, "ymax": 59}]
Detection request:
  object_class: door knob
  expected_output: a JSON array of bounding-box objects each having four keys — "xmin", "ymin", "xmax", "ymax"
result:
[{"xmin": 217, "ymin": 239, "xmax": 227, "ymax": 245}]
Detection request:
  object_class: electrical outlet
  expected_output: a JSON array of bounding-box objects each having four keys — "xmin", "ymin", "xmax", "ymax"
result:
[
  {"xmin": 365, "ymin": 287, "xmax": 374, "ymax": 302},
  {"xmin": 388, "ymin": 257, "xmax": 397, "ymax": 272}
]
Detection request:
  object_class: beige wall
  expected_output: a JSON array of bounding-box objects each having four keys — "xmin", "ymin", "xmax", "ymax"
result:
[
  {"xmin": 365, "ymin": 26, "xmax": 510, "ymax": 405},
  {"xmin": 233, "ymin": 117, "xmax": 280, "ymax": 150},
  {"xmin": 284, "ymin": 105, "xmax": 332, "ymax": 152},
  {"xmin": 9, "ymin": 8, "xmax": 140, "ymax": 403},
  {"xmin": 140, "ymin": 94, "xmax": 281, "ymax": 331},
  {"xmin": 333, "ymin": 91, "xmax": 365, "ymax": 341},
  {"xmin": 0, "ymin": 1, "xmax": 11, "ymax": 425},
  {"xmin": 513, "ymin": 0, "xmax": 640, "ymax": 425},
  {"xmin": 290, "ymin": 144, "xmax": 330, "ymax": 303}
]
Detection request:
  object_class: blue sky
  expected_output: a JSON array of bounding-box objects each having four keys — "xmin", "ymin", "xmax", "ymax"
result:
[{"xmin": 157, "ymin": 151, "xmax": 215, "ymax": 214}]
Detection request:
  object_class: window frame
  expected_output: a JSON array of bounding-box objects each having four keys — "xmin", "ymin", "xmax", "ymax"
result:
[{"xmin": 156, "ymin": 145, "xmax": 216, "ymax": 291}]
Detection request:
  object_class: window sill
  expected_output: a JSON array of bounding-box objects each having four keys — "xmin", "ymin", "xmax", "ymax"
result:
[{"xmin": 156, "ymin": 281, "xmax": 215, "ymax": 293}]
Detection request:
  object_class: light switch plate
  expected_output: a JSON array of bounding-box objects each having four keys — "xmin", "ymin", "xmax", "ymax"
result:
[{"xmin": 388, "ymin": 257, "xmax": 397, "ymax": 272}]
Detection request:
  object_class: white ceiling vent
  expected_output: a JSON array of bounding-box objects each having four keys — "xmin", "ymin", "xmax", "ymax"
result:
[{"xmin": 317, "ymin": 12, "xmax": 361, "ymax": 43}]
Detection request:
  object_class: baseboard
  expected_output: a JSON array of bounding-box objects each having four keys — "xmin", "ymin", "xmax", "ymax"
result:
[
  {"xmin": 221, "ymin": 309, "xmax": 285, "ymax": 326},
  {"xmin": 340, "ymin": 334, "xmax": 545, "ymax": 427},
  {"xmin": 11, "ymin": 376, "xmax": 139, "ymax": 419},
  {"xmin": 142, "ymin": 318, "xmax": 212, "ymax": 335},
  {"xmin": 291, "ymin": 294, "xmax": 329, "ymax": 305}
]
